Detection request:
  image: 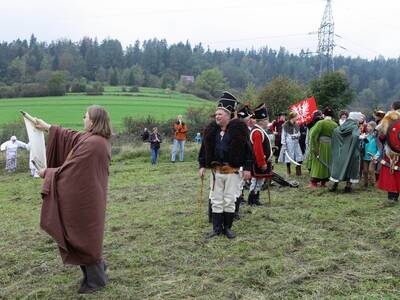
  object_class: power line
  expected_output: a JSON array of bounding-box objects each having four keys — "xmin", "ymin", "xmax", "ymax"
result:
[{"xmin": 206, "ymin": 33, "xmax": 311, "ymax": 46}]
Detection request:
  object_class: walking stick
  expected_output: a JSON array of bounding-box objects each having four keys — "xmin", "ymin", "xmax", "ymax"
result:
[
  {"xmin": 197, "ymin": 176, "xmax": 205, "ymax": 229},
  {"xmin": 267, "ymin": 178, "xmax": 271, "ymax": 206}
]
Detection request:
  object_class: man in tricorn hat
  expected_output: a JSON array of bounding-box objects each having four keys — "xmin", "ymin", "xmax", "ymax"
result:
[
  {"xmin": 199, "ymin": 92, "xmax": 253, "ymax": 239},
  {"xmin": 248, "ymin": 103, "xmax": 273, "ymax": 205}
]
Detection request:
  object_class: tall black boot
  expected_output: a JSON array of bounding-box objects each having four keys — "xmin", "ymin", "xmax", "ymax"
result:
[
  {"xmin": 206, "ymin": 213, "xmax": 223, "ymax": 239},
  {"xmin": 248, "ymin": 191, "xmax": 255, "ymax": 206},
  {"xmin": 254, "ymin": 191, "xmax": 262, "ymax": 206},
  {"xmin": 296, "ymin": 165, "xmax": 302, "ymax": 176},
  {"xmin": 79, "ymin": 265, "xmax": 87, "ymax": 286},
  {"xmin": 208, "ymin": 198, "xmax": 212, "ymax": 223},
  {"xmin": 234, "ymin": 198, "xmax": 241, "ymax": 221},
  {"xmin": 78, "ymin": 260, "xmax": 107, "ymax": 294},
  {"xmin": 223, "ymin": 212, "xmax": 236, "ymax": 239},
  {"xmin": 286, "ymin": 163, "xmax": 291, "ymax": 176}
]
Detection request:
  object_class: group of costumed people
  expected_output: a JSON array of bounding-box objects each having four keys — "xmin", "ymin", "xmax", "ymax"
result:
[
  {"xmin": 198, "ymin": 91, "xmax": 400, "ymax": 240},
  {"xmin": 306, "ymin": 103, "xmax": 400, "ymax": 202}
]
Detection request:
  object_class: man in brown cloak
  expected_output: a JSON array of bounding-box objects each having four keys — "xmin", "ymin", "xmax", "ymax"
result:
[{"xmin": 35, "ymin": 105, "xmax": 112, "ymax": 294}]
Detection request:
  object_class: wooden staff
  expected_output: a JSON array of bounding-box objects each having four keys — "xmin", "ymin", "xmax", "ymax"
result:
[
  {"xmin": 20, "ymin": 111, "xmax": 37, "ymax": 125},
  {"xmin": 197, "ymin": 176, "xmax": 205, "ymax": 230}
]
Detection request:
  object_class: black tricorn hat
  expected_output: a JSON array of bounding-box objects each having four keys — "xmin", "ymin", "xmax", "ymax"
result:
[
  {"xmin": 217, "ymin": 91, "xmax": 239, "ymax": 113},
  {"xmin": 237, "ymin": 105, "xmax": 253, "ymax": 119},
  {"xmin": 254, "ymin": 103, "xmax": 268, "ymax": 120}
]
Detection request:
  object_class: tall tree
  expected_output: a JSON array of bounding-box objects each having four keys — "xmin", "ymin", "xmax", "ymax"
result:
[
  {"xmin": 258, "ymin": 76, "xmax": 307, "ymax": 117},
  {"xmin": 310, "ymin": 71, "xmax": 355, "ymax": 112}
]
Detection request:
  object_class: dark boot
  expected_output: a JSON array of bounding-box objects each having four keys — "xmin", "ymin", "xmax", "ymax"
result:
[
  {"xmin": 286, "ymin": 163, "xmax": 291, "ymax": 176},
  {"xmin": 208, "ymin": 199, "xmax": 212, "ymax": 223},
  {"xmin": 344, "ymin": 182, "xmax": 352, "ymax": 193},
  {"xmin": 388, "ymin": 192, "xmax": 399, "ymax": 202},
  {"xmin": 238, "ymin": 193, "xmax": 245, "ymax": 206},
  {"xmin": 223, "ymin": 212, "xmax": 235, "ymax": 239},
  {"xmin": 295, "ymin": 165, "xmax": 302, "ymax": 176},
  {"xmin": 234, "ymin": 198, "xmax": 241, "ymax": 221},
  {"xmin": 248, "ymin": 191, "xmax": 256, "ymax": 205},
  {"xmin": 206, "ymin": 213, "xmax": 223, "ymax": 239},
  {"xmin": 78, "ymin": 260, "xmax": 107, "ymax": 294},
  {"xmin": 79, "ymin": 265, "xmax": 87, "ymax": 286},
  {"xmin": 329, "ymin": 182, "xmax": 338, "ymax": 192},
  {"xmin": 254, "ymin": 191, "xmax": 262, "ymax": 206}
]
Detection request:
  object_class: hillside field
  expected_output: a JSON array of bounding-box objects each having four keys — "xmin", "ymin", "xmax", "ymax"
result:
[
  {"xmin": 0, "ymin": 87, "xmax": 211, "ymax": 130},
  {"xmin": 1, "ymin": 144, "xmax": 400, "ymax": 299}
]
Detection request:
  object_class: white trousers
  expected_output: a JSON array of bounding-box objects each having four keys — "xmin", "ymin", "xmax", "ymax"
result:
[
  {"xmin": 249, "ymin": 177, "xmax": 265, "ymax": 193},
  {"xmin": 210, "ymin": 172, "xmax": 241, "ymax": 213}
]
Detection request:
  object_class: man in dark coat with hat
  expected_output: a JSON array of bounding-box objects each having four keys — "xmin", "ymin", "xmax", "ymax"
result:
[
  {"xmin": 234, "ymin": 105, "xmax": 255, "ymax": 217},
  {"xmin": 199, "ymin": 92, "xmax": 253, "ymax": 239},
  {"xmin": 248, "ymin": 103, "xmax": 273, "ymax": 205},
  {"xmin": 270, "ymin": 112, "xmax": 286, "ymax": 163}
]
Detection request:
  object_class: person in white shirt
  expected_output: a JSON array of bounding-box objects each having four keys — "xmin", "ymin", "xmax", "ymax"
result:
[{"xmin": 0, "ymin": 136, "xmax": 29, "ymax": 172}]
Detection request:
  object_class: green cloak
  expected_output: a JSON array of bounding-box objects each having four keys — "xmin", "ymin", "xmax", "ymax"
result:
[
  {"xmin": 330, "ymin": 119, "xmax": 361, "ymax": 182},
  {"xmin": 309, "ymin": 118, "xmax": 338, "ymax": 180}
]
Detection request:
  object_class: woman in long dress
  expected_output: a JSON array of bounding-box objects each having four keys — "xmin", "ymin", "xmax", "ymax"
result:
[{"xmin": 278, "ymin": 111, "xmax": 304, "ymax": 176}]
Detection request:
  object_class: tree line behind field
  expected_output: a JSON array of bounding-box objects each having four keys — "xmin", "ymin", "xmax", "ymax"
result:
[{"xmin": 0, "ymin": 34, "xmax": 399, "ymax": 110}]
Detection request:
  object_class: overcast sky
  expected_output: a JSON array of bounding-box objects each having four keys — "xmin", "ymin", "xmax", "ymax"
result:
[{"xmin": 2, "ymin": 0, "xmax": 399, "ymax": 59}]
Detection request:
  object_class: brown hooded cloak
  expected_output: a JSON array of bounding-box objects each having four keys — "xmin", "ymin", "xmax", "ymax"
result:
[{"xmin": 40, "ymin": 126, "xmax": 111, "ymax": 265}]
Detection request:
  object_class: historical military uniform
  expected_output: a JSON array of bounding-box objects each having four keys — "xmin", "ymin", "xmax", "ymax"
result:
[
  {"xmin": 248, "ymin": 104, "xmax": 273, "ymax": 205},
  {"xmin": 234, "ymin": 105, "xmax": 254, "ymax": 218},
  {"xmin": 199, "ymin": 92, "xmax": 253, "ymax": 239}
]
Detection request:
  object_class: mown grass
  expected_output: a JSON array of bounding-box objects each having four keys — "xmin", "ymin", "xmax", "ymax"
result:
[
  {"xmin": 1, "ymin": 143, "xmax": 400, "ymax": 299},
  {"xmin": 0, "ymin": 87, "xmax": 211, "ymax": 130}
]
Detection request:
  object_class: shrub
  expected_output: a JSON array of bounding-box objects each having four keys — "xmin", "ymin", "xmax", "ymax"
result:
[{"xmin": 129, "ymin": 86, "xmax": 139, "ymax": 93}]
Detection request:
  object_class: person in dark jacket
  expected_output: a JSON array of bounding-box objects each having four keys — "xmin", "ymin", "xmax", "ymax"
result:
[
  {"xmin": 198, "ymin": 92, "xmax": 252, "ymax": 239},
  {"xmin": 141, "ymin": 128, "xmax": 150, "ymax": 142}
]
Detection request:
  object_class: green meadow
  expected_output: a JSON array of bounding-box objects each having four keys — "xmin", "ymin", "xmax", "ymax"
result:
[
  {"xmin": 0, "ymin": 87, "xmax": 211, "ymax": 130},
  {"xmin": 1, "ymin": 144, "xmax": 400, "ymax": 299}
]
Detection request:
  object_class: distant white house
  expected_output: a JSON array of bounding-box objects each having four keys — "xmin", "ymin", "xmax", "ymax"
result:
[{"xmin": 180, "ymin": 75, "xmax": 195, "ymax": 84}]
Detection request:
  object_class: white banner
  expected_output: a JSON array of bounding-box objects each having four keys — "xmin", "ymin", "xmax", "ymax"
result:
[{"xmin": 23, "ymin": 116, "xmax": 47, "ymax": 171}]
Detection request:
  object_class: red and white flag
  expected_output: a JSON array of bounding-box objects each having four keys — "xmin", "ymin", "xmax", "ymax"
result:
[{"xmin": 289, "ymin": 96, "xmax": 318, "ymax": 125}]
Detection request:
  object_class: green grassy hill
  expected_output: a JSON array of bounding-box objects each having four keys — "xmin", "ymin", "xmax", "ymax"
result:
[
  {"xmin": 0, "ymin": 87, "xmax": 211, "ymax": 130},
  {"xmin": 0, "ymin": 145, "xmax": 399, "ymax": 299}
]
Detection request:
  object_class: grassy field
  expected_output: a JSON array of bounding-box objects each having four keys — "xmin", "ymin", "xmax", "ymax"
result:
[
  {"xmin": 1, "ymin": 144, "xmax": 400, "ymax": 299},
  {"xmin": 0, "ymin": 87, "xmax": 211, "ymax": 130}
]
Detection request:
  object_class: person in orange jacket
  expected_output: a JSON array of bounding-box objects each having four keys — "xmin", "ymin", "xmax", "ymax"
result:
[{"xmin": 171, "ymin": 115, "xmax": 188, "ymax": 162}]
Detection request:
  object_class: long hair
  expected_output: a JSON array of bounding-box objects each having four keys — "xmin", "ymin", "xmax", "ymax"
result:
[{"xmin": 87, "ymin": 105, "xmax": 112, "ymax": 139}]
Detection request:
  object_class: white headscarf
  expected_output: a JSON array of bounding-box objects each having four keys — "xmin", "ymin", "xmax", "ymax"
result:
[{"xmin": 348, "ymin": 112, "xmax": 364, "ymax": 122}]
